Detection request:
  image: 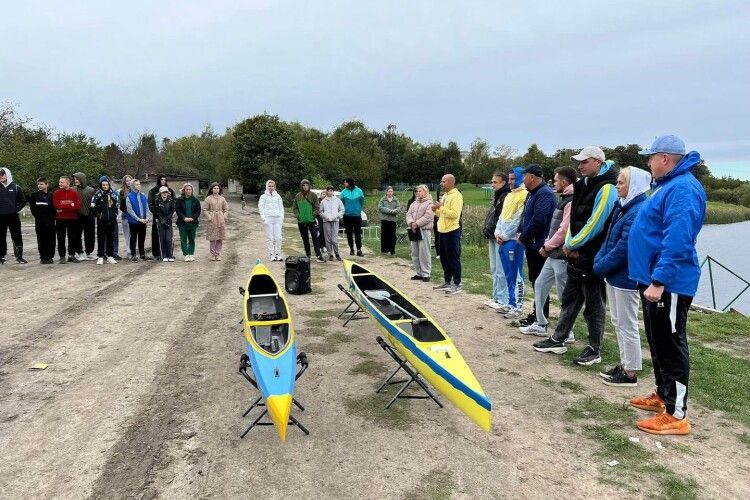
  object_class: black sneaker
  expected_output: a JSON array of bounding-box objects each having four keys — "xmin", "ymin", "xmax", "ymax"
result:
[
  {"xmin": 131, "ymin": 256, "xmax": 139, "ymax": 262},
  {"xmin": 335, "ymin": 254, "xmax": 342, "ymax": 261},
  {"xmin": 59, "ymin": 256, "xmax": 67, "ymax": 264},
  {"xmin": 68, "ymin": 255, "xmax": 81, "ymax": 263},
  {"xmin": 573, "ymin": 345, "xmax": 602, "ymax": 366},
  {"xmin": 533, "ymin": 337, "xmax": 567, "ymax": 354},
  {"xmin": 350, "ymin": 248, "xmax": 355, "ymax": 256},
  {"xmin": 421, "ymin": 277, "xmax": 431, "ymax": 282},
  {"xmin": 356, "ymin": 250, "xmax": 364, "ymax": 257},
  {"xmin": 113, "ymin": 255, "xmax": 122, "ymax": 261},
  {"xmin": 599, "ymin": 364, "xmax": 623, "ymax": 380},
  {"xmin": 410, "ymin": 275, "xmax": 422, "ymax": 280},
  {"xmin": 328, "ymin": 254, "xmax": 333, "ymax": 261},
  {"xmin": 518, "ymin": 314, "xmax": 536, "ymax": 327},
  {"xmin": 140, "ymin": 255, "xmax": 150, "ymax": 261},
  {"xmin": 316, "ymin": 256, "xmax": 326, "ymax": 263},
  {"xmin": 602, "ymin": 370, "xmax": 638, "ymax": 387},
  {"xmin": 16, "ymin": 257, "xmax": 28, "ymax": 264},
  {"xmin": 0, "ymin": 257, "xmax": 5, "ymax": 264}
]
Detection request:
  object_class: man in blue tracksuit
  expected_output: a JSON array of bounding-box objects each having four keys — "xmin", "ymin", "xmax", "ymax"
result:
[{"xmin": 627, "ymin": 135, "xmax": 706, "ymax": 436}]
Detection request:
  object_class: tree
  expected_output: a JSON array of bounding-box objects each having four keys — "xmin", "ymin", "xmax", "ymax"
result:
[
  {"xmin": 161, "ymin": 124, "xmax": 231, "ymax": 180},
  {"xmin": 328, "ymin": 120, "xmax": 386, "ymax": 189},
  {"xmin": 463, "ymin": 138, "xmax": 492, "ymax": 184},
  {"xmin": 230, "ymin": 114, "xmax": 308, "ymax": 193},
  {"xmin": 377, "ymin": 124, "xmax": 414, "ymax": 184},
  {"xmin": 103, "ymin": 143, "xmax": 127, "ymax": 178}
]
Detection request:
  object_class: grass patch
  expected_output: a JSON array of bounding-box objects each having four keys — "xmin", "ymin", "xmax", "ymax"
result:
[
  {"xmin": 349, "ymin": 359, "xmax": 388, "ymax": 377},
  {"xmin": 559, "ymin": 380, "xmax": 586, "ymax": 394},
  {"xmin": 738, "ymin": 432, "xmax": 750, "ymax": 449},
  {"xmin": 705, "ymin": 201, "xmax": 750, "ymax": 224},
  {"xmin": 403, "ymin": 468, "xmax": 456, "ymax": 500},
  {"xmin": 297, "ymin": 328, "xmax": 325, "ymax": 338},
  {"xmin": 303, "ymin": 342, "xmax": 338, "ymax": 355},
  {"xmin": 303, "ymin": 317, "xmax": 332, "ymax": 329},
  {"xmin": 354, "ymin": 350, "xmax": 375, "ymax": 359},
  {"xmin": 305, "ymin": 308, "xmax": 343, "ymax": 319},
  {"xmin": 343, "ymin": 393, "xmax": 416, "ymax": 431},
  {"xmin": 687, "ymin": 310, "xmax": 750, "ymax": 343},
  {"xmin": 566, "ymin": 397, "xmax": 699, "ymax": 499},
  {"xmin": 690, "ymin": 343, "xmax": 750, "ymax": 427}
]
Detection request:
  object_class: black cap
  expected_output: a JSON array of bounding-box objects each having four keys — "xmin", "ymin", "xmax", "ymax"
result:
[{"xmin": 524, "ymin": 164, "xmax": 543, "ymax": 178}]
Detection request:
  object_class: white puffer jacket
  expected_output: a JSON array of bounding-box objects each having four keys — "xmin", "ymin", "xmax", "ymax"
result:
[{"xmin": 258, "ymin": 182, "xmax": 285, "ymax": 221}]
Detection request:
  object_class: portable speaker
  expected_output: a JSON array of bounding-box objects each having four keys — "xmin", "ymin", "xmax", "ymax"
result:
[{"xmin": 285, "ymin": 256, "xmax": 311, "ymax": 295}]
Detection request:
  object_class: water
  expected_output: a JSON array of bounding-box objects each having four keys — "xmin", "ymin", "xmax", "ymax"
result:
[{"xmin": 695, "ymin": 221, "xmax": 750, "ymax": 314}]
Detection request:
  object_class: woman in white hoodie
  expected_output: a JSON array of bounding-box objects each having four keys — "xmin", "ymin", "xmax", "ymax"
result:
[
  {"xmin": 258, "ymin": 180, "xmax": 285, "ymax": 261},
  {"xmin": 319, "ymin": 185, "xmax": 345, "ymax": 261}
]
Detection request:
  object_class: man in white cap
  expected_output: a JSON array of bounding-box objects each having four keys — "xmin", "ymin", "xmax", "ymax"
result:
[
  {"xmin": 533, "ymin": 146, "xmax": 618, "ymax": 365},
  {"xmin": 626, "ymin": 135, "xmax": 706, "ymax": 436}
]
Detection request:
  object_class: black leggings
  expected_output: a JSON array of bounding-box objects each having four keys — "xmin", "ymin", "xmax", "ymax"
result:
[
  {"xmin": 129, "ymin": 223, "xmax": 147, "ymax": 257},
  {"xmin": 343, "ymin": 215, "xmax": 362, "ymax": 251},
  {"xmin": 380, "ymin": 220, "xmax": 397, "ymax": 253}
]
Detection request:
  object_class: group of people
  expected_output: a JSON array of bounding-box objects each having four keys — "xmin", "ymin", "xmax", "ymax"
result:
[
  {"xmin": 463, "ymin": 135, "xmax": 704, "ymax": 436},
  {"xmin": 0, "ymin": 170, "xmax": 230, "ymax": 264}
]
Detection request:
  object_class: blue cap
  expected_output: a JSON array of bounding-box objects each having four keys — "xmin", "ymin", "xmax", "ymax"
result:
[
  {"xmin": 99, "ymin": 175, "xmax": 109, "ymax": 183},
  {"xmin": 639, "ymin": 135, "xmax": 686, "ymax": 155}
]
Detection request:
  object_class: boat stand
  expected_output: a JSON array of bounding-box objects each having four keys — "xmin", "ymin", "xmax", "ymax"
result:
[
  {"xmin": 238, "ymin": 352, "xmax": 310, "ymax": 438},
  {"xmin": 375, "ymin": 336, "xmax": 443, "ymax": 410},
  {"xmin": 337, "ymin": 283, "xmax": 368, "ymax": 326}
]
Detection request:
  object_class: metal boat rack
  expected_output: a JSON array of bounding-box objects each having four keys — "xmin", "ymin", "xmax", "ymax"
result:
[
  {"xmin": 375, "ymin": 336, "xmax": 443, "ymax": 410},
  {"xmin": 337, "ymin": 283, "xmax": 369, "ymax": 326},
  {"xmin": 238, "ymin": 352, "xmax": 310, "ymax": 439}
]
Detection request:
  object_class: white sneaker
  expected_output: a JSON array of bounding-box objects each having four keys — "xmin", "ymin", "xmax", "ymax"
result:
[
  {"xmin": 519, "ymin": 322, "xmax": 548, "ymax": 336},
  {"xmin": 106, "ymin": 257, "xmax": 117, "ymax": 264},
  {"xmin": 483, "ymin": 299, "xmax": 496, "ymax": 306},
  {"xmin": 495, "ymin": 304, "xmax": 512, "ymax": 314},
  {"xmin": 565, "ymin": 331, "xmax": 576, "ymax": 344},
  {"xmin": 86, "ymin": 253, "xmax": 97, "ymax": 261},
  {"xmin": 168, "ymin": 258, "xmax": 175, "ymax": 262},
  {"xmin": 163, "ymin": 258, "xmax": 169, "ymax": 262},
  {"xmin": 189, "ymin": 255, "xmax": 195, "ymax": 262},
  {"xmin": 488, "ymin": 302, "xmax": 509, "ymax": 311},
  {"xmin": 446, "ymin": 284, "xmax": 463, "ymax": 295},
  {"xmin": 503, "ymin": 309, "xmax": 524, "ymax": 319},
  {"xmin": 96, "ymin": 257, "xmax": 104, "ymax": 265}
]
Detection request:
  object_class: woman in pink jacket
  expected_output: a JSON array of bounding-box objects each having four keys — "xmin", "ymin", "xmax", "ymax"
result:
[{"xmin": 405, "ymin": 184, "xmax": 434, "ymax": 282}]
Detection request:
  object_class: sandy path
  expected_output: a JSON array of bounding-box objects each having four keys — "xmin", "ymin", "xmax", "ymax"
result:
[{"xmin": 1, "ymin": 200, "xmax": 748, "ymax": 499}]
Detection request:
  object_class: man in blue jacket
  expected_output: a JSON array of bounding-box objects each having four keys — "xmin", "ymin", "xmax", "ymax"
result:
[
  {"xmin": 517, "ymin": 164, "xmax": 556, "ymax": 326},
  {"xmin": 627, "ymin": 135, "xmax": 706, "ymax": 436}
]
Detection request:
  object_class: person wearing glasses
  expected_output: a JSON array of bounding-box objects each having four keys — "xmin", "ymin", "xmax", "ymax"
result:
[{"xmin": 533, "ymin": 146, "xmax": 618, "ymax": 366}]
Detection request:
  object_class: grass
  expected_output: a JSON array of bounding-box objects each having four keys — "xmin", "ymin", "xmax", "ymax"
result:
[
  {"xmin": 565, "ymin": 397, "xmax": 699, "ymax": 499},
  {"xmin": 349, "ymin": 359, "xmax": 388, "ymax": 378},
  {"xmin": 403, "ymin": 468, "xmax": 457, "ymax": 500},
  {"xmin": 305, "ymin": 308, "xmax": 343, "ymax": 319},
  {"xmin": 705, "ymin": 201, "xmax": 750, "ymax": 224},
  {"xmin": 687, "ymin": 310, "xmax": 750, "ymax": 343},
  {"xmin": 343, "ymin": 393, "xmax": 417, "ymax": 431},
  {"xmin": 689, "ymin": 343, "xmax": 750, "ymax": 427},
  {"xmin": 738, "ymin": 432, "xmax": 750, "ymax": 449}
]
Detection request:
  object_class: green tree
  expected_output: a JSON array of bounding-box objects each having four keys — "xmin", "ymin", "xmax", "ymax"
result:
[
  {"xmin": 230, "ymin": 114, "xmax": 308, "ymax": 193},
  {"xmin": 463, "ymin": 138, "xmax": 492, "ymax": 184},
  {"xmin": 328, "ymin": 120, "xmax": 386, "ymax": 189},
  {"xmin": 377, "ymin": 124, "xmax": 414, "ymax": 184}
]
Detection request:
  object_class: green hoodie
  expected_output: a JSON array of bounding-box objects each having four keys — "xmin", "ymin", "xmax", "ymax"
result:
[{"xmin": 73, "ymin": 172, "xmax": 95, "ymax": 216}]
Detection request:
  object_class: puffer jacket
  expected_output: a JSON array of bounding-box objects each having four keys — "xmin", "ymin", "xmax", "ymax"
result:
[
  {"xmin": 406, "ymin": 195, "xmax": 434, "ymax": 230},
  {"xmin": 258, "ymin": 187, "xmax": 285, "ymax": 220},
  {"xmin": 378, "ymin": 196, "xmax": 401, "ymax": 222}
]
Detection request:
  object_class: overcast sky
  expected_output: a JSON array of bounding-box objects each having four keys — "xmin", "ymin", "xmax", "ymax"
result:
[{"xmin": 3, "ymin": 1, "xmax": 749, "ymax": 178}]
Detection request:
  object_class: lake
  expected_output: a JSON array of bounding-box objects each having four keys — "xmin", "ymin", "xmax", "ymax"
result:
[{"xmin": 695, "ymin": 221, "xmax": 750, "ymax": 314}]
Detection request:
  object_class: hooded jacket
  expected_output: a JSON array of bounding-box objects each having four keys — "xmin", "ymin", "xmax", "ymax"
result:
[
  {"xmin": 91, "ymin": 177, "xmax": 120, "ymax": 223},
  {"xmin": 320, "ymin": 194, "xmax": 345, "ymax": 222},
  {"xmin": 72, "ymin": 172, "xmax": 95, "ymax": 217},
  {"xmin": 258, "ymin": 181, "xmax": 285, "ymax": 220},
  {"xmin": 484, "ymin": 183, "xmax": 510, "ymax": 239},
  {"xmin": 519, "ymin": 179, "xmax": 556, "ymax": 250},
  {"xmin": 176, "ymin": 191, "xmax": 201, "ymax": 227},
  {"xmin": 293, "ymin": 180, "xmax": 319, "ymax": 223},
  {"xmin": 340, "ymin": 183, "xmax": 365, "ymax": 216},
  {"xmin": 126, "ymin": 188, "xmax": 150, "ymax": 224},
  {"xmin": 494, "ymin": 167, "xmax": 528, "ymax": 241},
  {"xmin": 628, "ymin": 152, "xmax": 707, "ymax": 296},
  {"xmin": 155, "ymin": 194, "xmax": 176, "ymax": 226},
  {"xmin": 0, "ymin": 167, "xmax": 26, "ymax": 215},
  {"xmin": 593, "ymin": 167, "xmax": 652, "ymax": 289},
  {"xmin": 406, "ymin": 193, "xmax": 434, "ymax": 230},
  {"xmin": 148, "ymin": 175, "xmax": 175, "ymax": 214}
]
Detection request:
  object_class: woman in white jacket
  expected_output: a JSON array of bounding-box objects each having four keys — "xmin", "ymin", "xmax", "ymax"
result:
[
  {"xmin": 258, "ymin": 180, "xmax": 285, "ymax": 261},
  {"xmin": 319, "ymin": 185, "xmax": 345, "ymax": 261}
]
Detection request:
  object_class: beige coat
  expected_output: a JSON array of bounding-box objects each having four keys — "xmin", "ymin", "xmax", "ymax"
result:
[{"xmin": 204, "ymin": 194, "xmax": 229, "ymax": 240}]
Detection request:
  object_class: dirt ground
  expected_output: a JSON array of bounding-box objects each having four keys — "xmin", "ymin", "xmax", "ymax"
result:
[{"xmin": 1, "ymin": 198, "xmax": 749, "ymax": 499}]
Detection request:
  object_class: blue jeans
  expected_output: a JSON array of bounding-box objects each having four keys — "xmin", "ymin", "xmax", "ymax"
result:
[
  {"xmin": 499, "ymin": 240, "xmax": 525, "ymax": 309},
  {"xmin": 489, "ymin": 240, "xmax": 508, "ymax": 305}
]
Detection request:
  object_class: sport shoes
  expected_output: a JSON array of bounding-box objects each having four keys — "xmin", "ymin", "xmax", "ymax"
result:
[
  {"xmin": 328, "ymin": 254, "xmax": 334, "ymax": 261},
  {"xmin": 446, "ymin": 284, "xmax": 462, "ymax": 295},
  {"xmin": 518, "ymin": 314, "xmax": 536, "ymax": 327},
  {"xmin": 433, "ymin": 282, "xmax": 451, "ymax": 291},
  {"xmin": 519, "ymin": 322, "xmax": 548, "ymax": 336},
  {"xmin": 533, "ymin": 337, "xmax": 567, "ymax": 354},
  {"xmin": 16, "ymin": 257, "xmax": 28, "ymax": 264},
  {"xmin": 335, "ymin": 255, "xmax": 342, "ymax": 261},
  {"xmin": 412, "ymin": 275, "xmax": 423, "ymax": 280},
  {"xmin": 59, "ymin": 256, "xmax": 67, "ymax": 264},
  {"xmin": 603, "ymin": 370, "xmax": 638, "ymax": 387},
  {"xmin": 565, "ymin": 331, "xmax": 576, "ymax": 344},
  {"xmin": 421, "ymin": 277, "xmax": 430, "ymax": 282},
  {"xmin": 503, "ymin": 309, "xmax": 524, "ymax": 319},
  {"xmin": 573, "ymin": 345, "xmax": 602, "ymax": 366},
  {"xmin": 163, "ymin": 258, "xmax": 169, "ymax": 262},
  {"xmin": 629, "ymin": 392, "xmax": 666, "ymax": 413},
  {"xmin": 636, "ymin": 413, "xmax": 691, "ymax": 435},
  {"xmin": 107, "ymin": 257, "xmax": 117, "ymax": 264},
  {"xmin": 168, "ymin": 258, "xmax": 175, "ymax": 262},
  {"xmin": 495, "ymin": 304, "xmax": 512, "ymax": 314},
  {"xmin": 97, "ymin": 257, "xmax": 104, "ymax": 265},
  {"xmin": 316, "ymin": 256, "xmax": 326, "ymax": 263},
  {"xmin": 356, "ymin": 250, "xmax": 364, "ymax": 257},
  {"xmin": 599, "ymin": 364, "xmax": 623, "ymax": 380},
  {"xmin": 69, "ymin": 255, "xmax": 81, "ymax": 263},
  {"xmin": 86, "ymin": 253, "xmax": 97, "ymax": 261}
]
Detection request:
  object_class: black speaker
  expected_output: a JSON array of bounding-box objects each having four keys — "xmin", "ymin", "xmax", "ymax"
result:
[{"xmin": 285, "ymin": 256, "xmax": 311, "ymax": 295}]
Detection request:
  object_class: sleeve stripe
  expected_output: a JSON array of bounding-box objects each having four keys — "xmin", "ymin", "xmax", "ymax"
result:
[{"xmin": 568, "ymin": 184, "xmax": 613, "ymax": 247}]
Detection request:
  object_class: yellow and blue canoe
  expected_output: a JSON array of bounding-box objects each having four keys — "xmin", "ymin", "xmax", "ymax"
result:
[
  {"xmin": 343, "ymin": 260, "xmax": 492, "ymax": 431},
  {"xmin": 243, "ymin": 263, "xmax": 297, "ymax": 442}
]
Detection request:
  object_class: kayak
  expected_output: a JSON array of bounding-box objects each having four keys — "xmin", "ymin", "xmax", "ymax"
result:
[
  {"xmin": 343, "ymin": 260, "xmax": 492, "ymax": 431},
  {"xmin": 243, "ymin": 262, "xmax": 297, "ymax": 441}
]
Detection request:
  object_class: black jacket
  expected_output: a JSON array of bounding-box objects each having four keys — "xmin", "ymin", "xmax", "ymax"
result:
[
  {"xmin": 175, "ymin": 196, "xmax": 202, "ymax": 226},
  {"xmin": 91, "ymin": 188, "xmax": 120, "ymax": 223},
  {"xmin": 29, "ymin": 191, "xmax": 56, "ymax": 224},
  {"xmin": 155, "ymin": 197, "xmax": 176, "ymax": 226},
  {"xmin": 0, "ymin": 182, "xmax": 26, "ymax": 215},
  {"xmin": 483, "ymin": 184, "xmax": 510, "ymax": 239}
]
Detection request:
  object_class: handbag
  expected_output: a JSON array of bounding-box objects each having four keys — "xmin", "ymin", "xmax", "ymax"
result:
[{"xmin": 407, "ymin": 227, "xmax": 423, "ymax": 241}]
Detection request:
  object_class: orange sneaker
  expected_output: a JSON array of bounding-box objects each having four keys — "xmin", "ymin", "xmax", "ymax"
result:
[
  {"xmin": 629, "ymin": 392, "xmax": 666, "ymax": 412},
  {"xmin": 636, "ymin": 412, "xmax": 691, "ymax": 435}
]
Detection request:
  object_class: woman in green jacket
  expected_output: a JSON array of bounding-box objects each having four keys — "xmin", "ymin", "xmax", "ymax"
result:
[
  {"xmin": 378, "ymin": 186, "xmax": 401, "ymax": 255},
  {"xmin": 175, "ymin": 183, "xmax": 202, "ymax": 261}
]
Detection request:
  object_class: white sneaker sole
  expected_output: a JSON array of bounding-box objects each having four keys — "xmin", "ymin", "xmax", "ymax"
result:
[
  {"xmin": 533, "ymin": 345, "xmax": 568, "ymax": 354},
  {"xmin": 575, "ymin": 356, "xmax": 602, "ymax": 366}
]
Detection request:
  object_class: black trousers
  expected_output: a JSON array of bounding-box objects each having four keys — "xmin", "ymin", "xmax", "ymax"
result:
[
  {"xmin": 298, "ymin": 222, "xmax": 322, "ymax": 257},
  {"xmin": 97, "ymin": 219, "xmax": 117, "ymax": 258},
  {"xmin": 130, "ymin": 223, "xmax": 147, "ymax": 257},
  {"xmin": 35, "ymin": 220, "xmax": 56, "ymax": 261},
  {"xmin": 0, "ymin": 213, "xmax": 23, "ymax": 259},
  {"xmin": 151, "ymin": 222, "xmax": 161, "ymax": 257},
  {"xmin": 74, "ymin": 214, "xmax": 95, "ymax": 255},
  {"xmin": 381, "ymin": 220, "xmax": 397, "ymax": 253},
  {"xmin": 525, "ymin": 247, "xmax": 550, "ymax": 321},
  {"xmin": 342, "ymin": 215, "xmax": 362, "ymax": 251},
  {"xmin": 552, "ymin": 272, "xmax": 606, "ymax": 351},
  {"xmin": 56, "ymin": 219, "xmax": 78, "ymax": 258},
  {"xmin": 433, "ymin": 217, "xmax": 441, "ymax": 256},
  {"xmin": 438, "ymin": 228, "xmax": 462, "ymax": 285},
  {"xmin": 316, "ymin": 216, "xmax": 327, "ymax": 251},
  {"xmin": 640, "ymin": 286, "xmax": 691, "ymax": 418}
]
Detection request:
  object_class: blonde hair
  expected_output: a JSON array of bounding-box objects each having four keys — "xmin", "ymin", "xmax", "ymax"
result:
[
  {"xmin": 618, "ymin": 166, "xmax": 632, "ymax": 185},
  {"xmin": 417, "ymin": 184, "xmax": 429, "ymax": 196}
]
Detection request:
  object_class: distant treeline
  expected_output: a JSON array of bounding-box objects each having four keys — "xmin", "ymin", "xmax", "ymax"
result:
[{"xmin": 1, "ymin": 104, "xmax": 747, "ymax": 207}]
